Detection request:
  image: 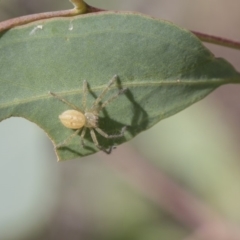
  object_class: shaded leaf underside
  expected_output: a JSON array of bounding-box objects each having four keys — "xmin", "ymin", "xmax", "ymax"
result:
[{"xmin": 0, "ymin": 12, "xmax": 239, "ymax": 160}]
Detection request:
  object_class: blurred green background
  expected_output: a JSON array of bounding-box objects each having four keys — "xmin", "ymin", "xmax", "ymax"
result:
[{"xmin": 1, "ymin": 1, "xmax": 240, "ymax": 239}]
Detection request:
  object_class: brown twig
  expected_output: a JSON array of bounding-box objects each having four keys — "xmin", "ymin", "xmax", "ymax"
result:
[
  {"xmin": 192, "ymin": 31, "xmax": 240, "ymax": 51},
  {"xmin": 0, "ymin": 0, "xmax": 88, "ymax": 32},
  {"xmin": 0, "ymin": 3, "xmax": 106, "ymax": 33},
  {"xmin": 0, "ymin": 9, "xmax": 78, "ymax": 32}
]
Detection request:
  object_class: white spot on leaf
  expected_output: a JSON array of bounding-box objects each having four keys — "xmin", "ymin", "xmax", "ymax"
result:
[
  {"xmin": 69, "ymin": 21, "xmax": 73, "ymax": 31},
  {"xmin": 29, "ymin": 25, "xmax": 43, "ymax": 35}
]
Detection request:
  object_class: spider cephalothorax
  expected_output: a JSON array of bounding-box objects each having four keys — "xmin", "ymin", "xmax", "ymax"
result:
[{"xmin": 50, "ymin": 75, "xmax": 127, "ymax": 153}]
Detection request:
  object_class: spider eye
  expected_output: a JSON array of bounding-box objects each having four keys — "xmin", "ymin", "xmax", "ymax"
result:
[{"xmin": 59, "ymin": 110, "xmax": 85, "ymax": 129}]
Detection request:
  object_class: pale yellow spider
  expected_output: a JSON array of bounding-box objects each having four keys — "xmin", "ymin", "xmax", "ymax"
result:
[{"xmin": 49, "ymin": 75, "xmax": 127, "ymax": 153}]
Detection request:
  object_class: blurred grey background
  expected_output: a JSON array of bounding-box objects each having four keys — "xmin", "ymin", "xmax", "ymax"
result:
[{"xmin": 1, "ymin": 1, "xmax": 240, "ymax": 239}]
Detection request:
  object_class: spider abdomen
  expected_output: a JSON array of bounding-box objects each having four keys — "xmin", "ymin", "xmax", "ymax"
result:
[{"xmin": 59, "ymin": 110, "xmax": 85, "ymax": 129}]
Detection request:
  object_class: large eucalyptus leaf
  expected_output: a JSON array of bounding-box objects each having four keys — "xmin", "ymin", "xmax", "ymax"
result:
[{"xmin": 0, "ymin": 12, "xmax": 239, "ymax": 161}]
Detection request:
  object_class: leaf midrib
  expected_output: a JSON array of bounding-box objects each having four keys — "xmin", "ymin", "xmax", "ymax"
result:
[{"xmin": 0, "ymin": 78, "xmax": 227, "ymax": 109}]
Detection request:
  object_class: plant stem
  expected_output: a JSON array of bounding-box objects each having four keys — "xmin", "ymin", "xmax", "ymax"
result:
[
  {"xmin": 192, "ymin": 31, "xmax": 240, "ymax": 51},
  {"xmin": 0, "ymin": 0, "xmax": 87, "ymax": 32}
]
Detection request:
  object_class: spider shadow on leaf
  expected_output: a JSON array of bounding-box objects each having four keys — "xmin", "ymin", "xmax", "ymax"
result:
[
  {"xmin": 52, "ymin": 74, "xmax": 149, "ymax": 157},
  {"xmin": 123, "ymin": 86, "xmax": 149, "ymax": 137},
  {"xmin": 87, "ymin": 75, "xmax": 149, "ymax": 143},
  {"xmin": 51, "ymin": 75, "xmax": 129, "ymax": 156},
  {"xmin": 57, "ymin": 143, "xmax": 95, "ymax": 157},
  {"xmin": 86, "ymin": 79, "xmax": 129, "ymax": 150},
  {"xmin": 115, "ymin": 76, "xmax": 149, "ymax": 138}
]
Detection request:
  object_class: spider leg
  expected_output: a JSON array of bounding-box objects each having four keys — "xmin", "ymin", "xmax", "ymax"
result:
[
  {"xmin": 90, "ymin": 129, "xmax": 101, "ymax": 148},
  {"xmin": 56, "ymin": 129, "xmax": 81, "ymax": 148},
  {"xmin": 95, "ymin": 126, "xmax": 127, "ymax": 139},
  {"xmin": 91, "ymin": 75, "xmax": 118, "ymax": 110},
  {"xmin": 80, "ymin": 127, "xmax": 87, "ymax": 147},
  {"xmin": 82, "ymin": 80, "xmax": 88, "ymax": 110},
  {"xmin": 98, "ymin": 88, "xmax": 127, "ymax": 111},
  {"xmin": 49, "ymin": 91, "xmax": 81, "ymax": 111},
  {"xmin": 102, "ymin": 145, "xmax": 117, "ymax": 154},
  {"xmin": 90, "ymin": 129, "xmax": 114, "ymax": 154}
]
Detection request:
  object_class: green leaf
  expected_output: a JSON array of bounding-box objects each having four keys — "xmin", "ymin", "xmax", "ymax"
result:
[{"xmin": 0, "ymin": 12, "xmax": 240, "ymax": 161}]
